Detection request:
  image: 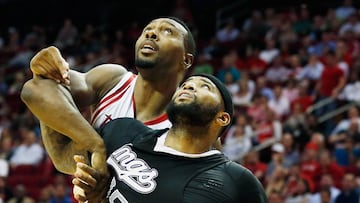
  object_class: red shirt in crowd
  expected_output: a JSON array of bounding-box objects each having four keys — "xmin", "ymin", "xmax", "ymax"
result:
[{"xmin": 319, "ymin": 65, "xmax": 344, "ymax": 97}]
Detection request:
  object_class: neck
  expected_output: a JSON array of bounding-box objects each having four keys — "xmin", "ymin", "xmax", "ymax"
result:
[
  {"xmin": 134, "ymin": 71, "xmax": 182, "ymax": 121},
  {"xmin": 164, "ymin": 125, "xmax": 216, "ymax": 154}
]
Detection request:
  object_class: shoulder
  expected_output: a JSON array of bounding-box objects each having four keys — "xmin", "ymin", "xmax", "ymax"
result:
[
  {"xmin": 100, "ymin": 117, "xmax": 151, "ymax": 136},
  {"xmin": 87, "ymin": 64, "xmax": 133, "ymax": 98},
  {"xmin": 222, "ymin": 161, "xmax": 268, "ymax": 203},
  {"xmin": 86, "ymin": 63, "xmax": 129, "ymax": 79},
  {"xmin": 99, "ymin": 118, "xmax": 168, "ymax": 142}
]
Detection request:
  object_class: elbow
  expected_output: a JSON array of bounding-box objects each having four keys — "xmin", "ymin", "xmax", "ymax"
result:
[
  {"xmin": 20, "ymin": 80, "xmax": 36, "ymax": 105},
  {"xmin": 51, "ymin": 155, "xmax": 76, "ymax": 175}
]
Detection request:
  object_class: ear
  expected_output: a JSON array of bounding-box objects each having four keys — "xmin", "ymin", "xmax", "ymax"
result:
[
  {"xmin": 215, "ymin": 112, "xmax": 231, "ymax": 128},
  {"xmin": 183, "ymin": 53, "xmax": 194, "ymax": 69}
]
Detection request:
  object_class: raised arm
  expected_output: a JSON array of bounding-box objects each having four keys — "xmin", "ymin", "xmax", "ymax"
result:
[{"xmin": 20, "ymin": 46, "xmax": 127, "ymax": 175}]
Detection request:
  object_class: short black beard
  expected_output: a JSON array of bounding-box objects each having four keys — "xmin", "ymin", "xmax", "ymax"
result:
[
  {"xmin": 166, "ymin": 99, "xmax": 220, "ymax": 127},
  {"xmin": 134, "ymin": 57, "xmax": 157, "ymax": 69}
]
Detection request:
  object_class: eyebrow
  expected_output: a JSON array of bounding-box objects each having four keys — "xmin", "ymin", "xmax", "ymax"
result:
[
  {"xmin": 186, "ymin": 77, "xmax": 216, "ymax": 87},
  {"xmin": 149, "ymin": 20, "xmax": 177, "ymax": 29}
]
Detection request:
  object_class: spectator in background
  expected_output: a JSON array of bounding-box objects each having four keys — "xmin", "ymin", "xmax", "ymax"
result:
[
  {"xmin": 334, "ymin": 40, "xmax": 350, "ymax": 77},
  {"xmin": 334, "ymin": 173, "xmax": 359, "ymax": 203},
  {"xmin": 215, "ymin": 49, "xmax": 241, "ymax": 83},
  {"xmin": 254, "ymin": 76, "xmax": 274, "ymax": 100},
  {"xmin": 247, "ymin": 93, "xmax": 271, "ymax": 124},
  {"xmin": 339, "ymin": 70, "xmax": 360, "ymax": 103},
  {"xmin": 54, "ymin": 18, "xmax": 78, "ymax": 50},
  {"xmin": 265, "ymin": 143, "xmax": 292, "ymax": 180},
  {"xmin": 290, "ymin": 82, "xmax": 314, "ymax": 113},
  {"xmin": 329, "ymin": 106, "xmax": 360, "ymax": 137},
  {"xmin": 283, "ymin": 163, "xmax": 315, "ymax": 196},
  {"xmin": 6, "ymin": 184, "xmax": 35, "ymax": 203},
  {"xmin": 281, "ymin": 132, "xmax": 300, "ymax": 166},
  {"xmin": 300, "ymin": 142, "xmax": 321, "ymax": 183},
  {"xmin": 309, "ymin": 15, "xmax": 328, "ymax": 42},
  {"xmin": 232, "ymin": 77, "xmax": 254, "ymax": 107},
  {"xmin": 292, "ymin": 4, "xmax": 313, "ymax": 36},
  {"xmin": 287, "ymin": 55, "xmax": 303, "ymax": 85},
  {"xmin": 318, "ymin": 150, "xmax": 345, "ymax": 190},
  {"xmin": 171, "ymin": 0, "xmax": 194, "ymax": 26},
  {"xmin": 284, "ymin": 178, "xmax": 312, "ymax": 203},
  {"xmin": 324, "ymin": 8, "xmax": 342, "ymax": 32},
  {"xmin": 245, "ymin": 46, "xmax": 268, "ymax": 78},
  {"xmin": 191, "ymin": 52, "xmax": 214, "ymax": 75},
  {"xmin": 6, "ymin": 33, "xmax": 37, "ymax": 69},
  {"xmin": 222, "ymin": 114, "xmax": 253, "ymax": 162},
  {"xmin": 328, "ymin": 106, "xmax": 360, "ymax": 166},
  {"xmin": 224, "ymin": 72, "xmax": 239, "ymax": 96},
  {"xmin": 268, "ymin": 84, "xmax": 291, "ymax": 120},
  {"xmin": 0, "ymin": 135, "xmax": 13, "ymax": 161},
  {"xmin": 0, "ymin": 176, "xmax": 13, "ymax": 202},
  {"xmin": 49, "ymin": 183, "xmax": 73, "ymax": 203},
  {"xmin": 0, "ymin": 158, "xmax": 8, "ymax": 178},
  {"xmin": 310, "ymin": 132, "xmax": 327, "ymax": 153},
  {"xmin": 308, "ymin": 30, "xmax": 337, "ymax": 57},
  {"xmin": 265, "ymin": 13, "xmax": 282, "ymax": 41},
  {"xmin": 259, "ymin": 38, "xmax": 280, "ymax": 64},
  {"xmin": 252, "ymin": 104, "xmax": 282, "ymax": 158},
  {"xmin": 243, "ymin": 10, "xmax": 268, "ymax": 44},
  {"xmin": 265, "ymin": 166, "xmax": 287, "ymax": 197},
  {"xmin": 8, "ymin": 126, "xmax": 44, "ymax": 167},
  {"xmin": 216, "ymin": 18, "xmax": 240, "ymax": 43},
  {"xmin": 335, "ymin": 0, "xmax": 356, "ymax": 22},
  {"xmin": 242, "ymin": 150, "xmax": 268, "ymax": 184},
  {"xmin": 314, "ymin": 50, "xmax": 346, "ymax": 136},
  {"xmin": 309, "ymin": 174, "xmax": 340, "ymax": 203},
  {"xmin": 2, "ymin": 27, "xmax": 21, "ymax": 57},
  {"xmin": 268, "ymin": 190, "xmax": 285, "ymax": 203},
  {"xmin": 319, "ymin": 188, "xmax": 332, "ymax": 203},
  {"xmin": 265, "ymin": 55, "xmax": 291, "ymax": 84},
  {"xmin": 283, "ymin": 102, "xmax": 308, "ymax": 141},
  {"xmin": 278, "ymin": 20, "xmax": 298, "ymax": 47},
  {"xmin": 296, "ymin": 53, "xmax": 324, "ymax": 82}
]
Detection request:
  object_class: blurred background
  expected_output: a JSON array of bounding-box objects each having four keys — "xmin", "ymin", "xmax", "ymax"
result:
[{"xmin": 1, "ymin": 0, "xmax": 360, "ymax": 202}]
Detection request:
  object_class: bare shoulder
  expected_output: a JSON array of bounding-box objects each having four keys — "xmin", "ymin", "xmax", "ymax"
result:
[
  {"xmin": 89, "ymin": 64, "xmax": 128, "ymax": 77},
  {"xmin": 87, "ymin": 64, "xmax": 130, "ymax": 98}
]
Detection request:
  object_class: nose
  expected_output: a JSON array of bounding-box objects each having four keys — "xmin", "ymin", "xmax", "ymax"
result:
[
  {"xmin": 182, "ymin": 82, "xmax": 195, "ymax": 91},
  {"xmin": 145, "ymin": 30, "xmax": 158, "ymax": 40}
]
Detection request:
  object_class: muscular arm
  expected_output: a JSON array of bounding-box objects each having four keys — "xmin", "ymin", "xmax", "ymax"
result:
[
  {"xmin": 21, "ymin": 46, "xmax": 128, "ymax": 174},
  {"xmin": 21, "ymin": 79, "xmax": 105, "ymax": 174}
]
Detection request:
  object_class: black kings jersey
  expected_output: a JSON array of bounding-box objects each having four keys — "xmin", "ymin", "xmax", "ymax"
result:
[{"xmin": 100, "ymin": 118, "xmax": 268, "ymax": 203}]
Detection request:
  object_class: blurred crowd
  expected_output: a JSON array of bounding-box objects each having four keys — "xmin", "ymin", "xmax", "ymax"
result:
[{"xmin": 1, "ymin": 0, "xmax": 360, "ymax": 202}]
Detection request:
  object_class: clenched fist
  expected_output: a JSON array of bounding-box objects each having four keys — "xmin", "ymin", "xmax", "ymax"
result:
[{"xmin": 30, "ymin": 46, "xmax": 70, "ymax": 85}]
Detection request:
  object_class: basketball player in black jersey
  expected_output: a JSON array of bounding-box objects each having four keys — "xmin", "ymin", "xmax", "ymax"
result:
[{"xmin": 72, "ymin": 74, "xmax": 268, "ymax": 203}]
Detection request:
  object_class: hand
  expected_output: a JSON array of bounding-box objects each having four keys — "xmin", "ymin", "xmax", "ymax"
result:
[
  {"xmin": 30, "ymin": 46, "xmax": 70, "ymax": 85},
  {"xmin": 331, "ymin": 88, "xmax": 340, "ymax": 99},
  {"xmin": 72, "ymin": 155, "xmax": 109, "ymax": 203},
  {"xmin": 90, "ymin": 145, "xmax": 108, "ymax": 179}
]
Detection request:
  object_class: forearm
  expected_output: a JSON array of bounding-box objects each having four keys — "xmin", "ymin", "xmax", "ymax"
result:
[
  {"xmin": 21, "ymin": 78, "xmax": 102, "ymax": 147},
  {"xmin": 40, "ymin": 122, "xmax": 88, "ymax": 174},
  {"xmin": 21, "ymin": 78, "xmax": 107, "ymax": 173}
]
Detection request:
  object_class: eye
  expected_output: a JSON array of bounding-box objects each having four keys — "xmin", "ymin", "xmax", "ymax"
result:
[
  {"xmin": 202, "ymin": 84, "xmax": 211, "ymax": 89},
  {"xmin": 180, "ymin": 82, "xmax": 187, "ymax": 88},
  {"xmin": 164, "ymin": 28, "xmax": 173, "ymax": 34}
]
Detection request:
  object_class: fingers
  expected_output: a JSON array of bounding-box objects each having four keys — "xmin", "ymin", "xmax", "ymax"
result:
[
  {"xmin": 30, "ymin": 46, "xmax": 70, "ymax": 84},
  {"xmin": 73, "ymin": 185, "xmax": 87, "ymax": 203},
  {"xmin": 74, "ymin": 155, "xmax": 88, "ymax": 164},
  {"xmin": 91, "ymin": 151, "xmax": 108, "ymax": 176},
  {"xmin": 74, "ymin": 162, "xmax": 98, "ymax": 187},
  {"xmin": 74, "ymin": 155, "xmax": 98, "ymax": 187},
  {"xmin": 72, "ymin": 177, "xmax": 94, "ymax": 192}
]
